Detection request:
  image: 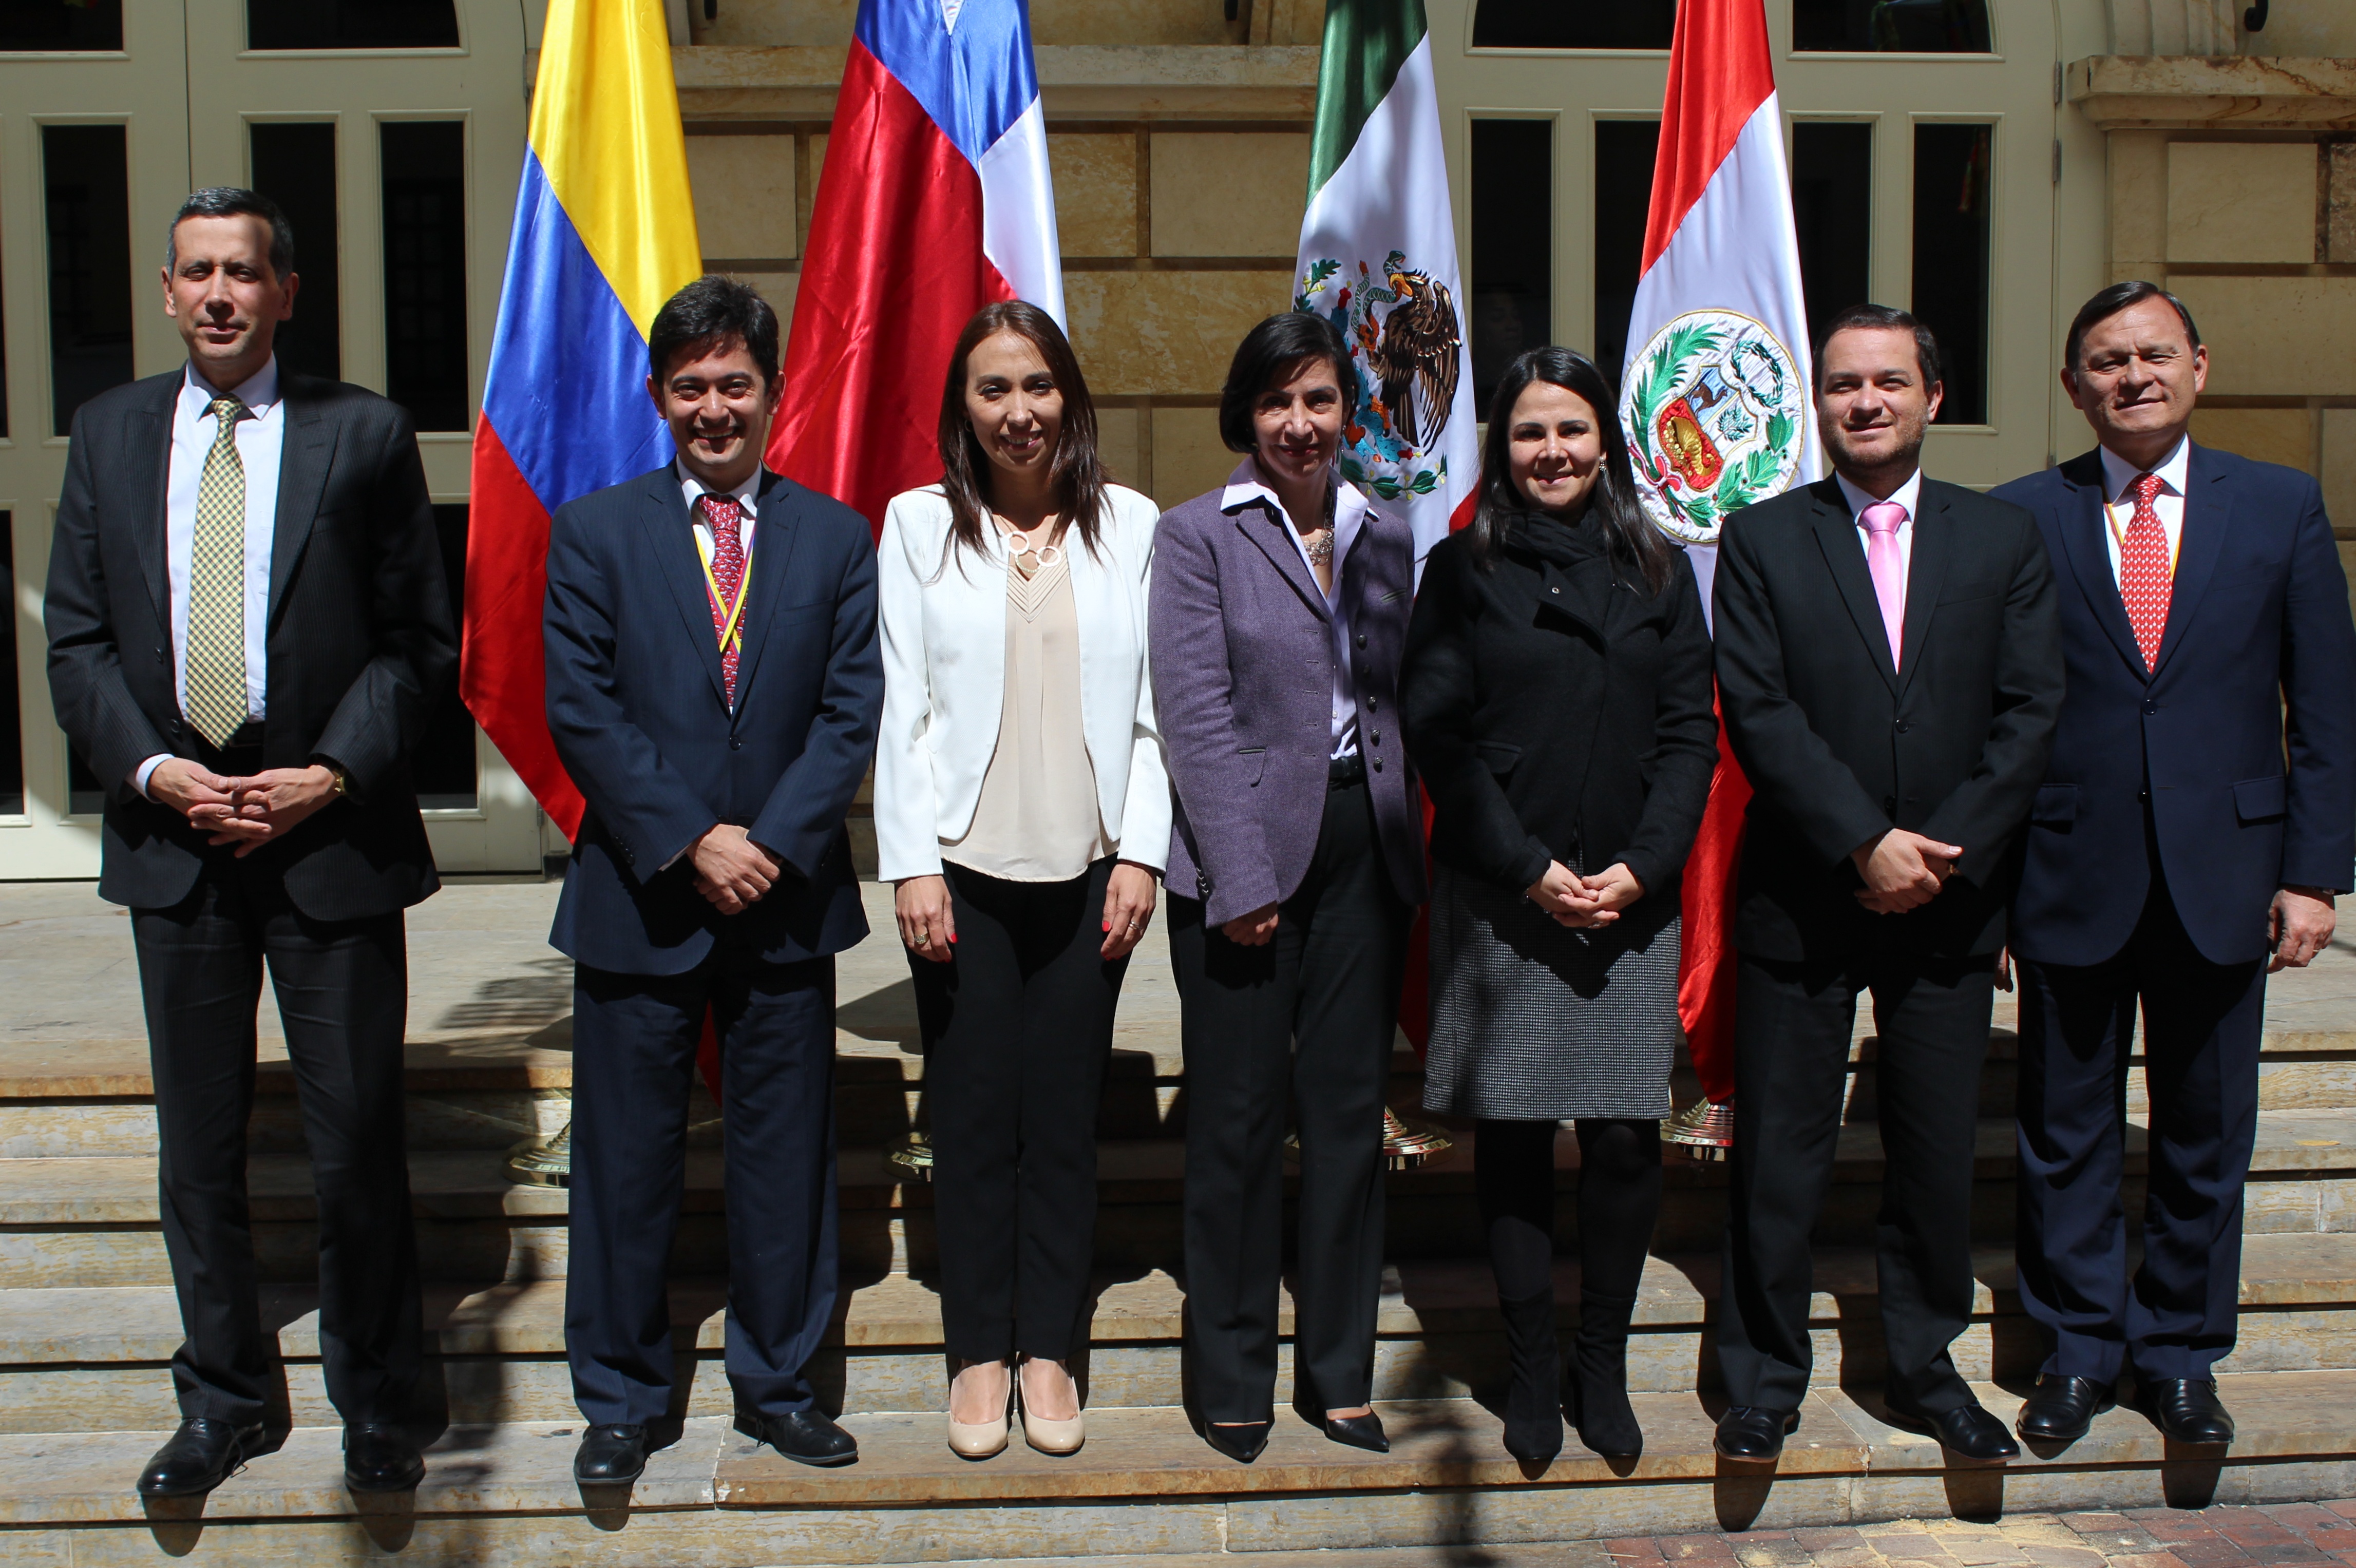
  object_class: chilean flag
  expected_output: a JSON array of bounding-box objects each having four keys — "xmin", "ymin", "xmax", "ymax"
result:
[
  {"xmin": 767, "ymin": 0, "xmax": 1062, "ymax": 531},
  {"xmin": 1620, "ymin": 0, "xmax": 1821, "ymax": 1106}
]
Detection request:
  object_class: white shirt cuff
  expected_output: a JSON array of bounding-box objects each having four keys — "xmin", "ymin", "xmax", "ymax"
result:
[{"xmin": 132, "ymin": 755, "xmax": 171, "ymax": 799}]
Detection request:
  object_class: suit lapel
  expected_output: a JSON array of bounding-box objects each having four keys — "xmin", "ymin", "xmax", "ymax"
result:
[
  {"xmin": 1234, "ymin": 500, "xmax": 1332, "ymax": 621},
  {"xmin": 727, "ymin": 471, "xmax": 802, "ymax": 707},
  {"xmin": 1808, "ymin": 481, "xmax": 1898, "ymax": 693},
  {"xmin": 641, "ymin": 473, "xmax": 732, "ymax": 709},
  {"xmin": 1895, "ymin": 485, "xmax": 1954, "ymax": 693},
  {"xmin": 265, "ymin": 379, "xmax": 339, "ymax": 626},
  {"xmin": 128, "ymin": 379, "xmax": 176, "ymax": 633},
  {"xmin": 2054, "ymin": 451, "xmax": 2148, "ymax": 680},
  {"xmin": 2150, "ymin": 442, "xmax": 2228, "ymax": 681}
]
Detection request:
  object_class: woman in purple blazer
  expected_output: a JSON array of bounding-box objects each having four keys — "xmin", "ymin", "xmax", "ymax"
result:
[{"xmin": 1149, "ymin": 312, "xmax": 1428, "ymax": 1463}]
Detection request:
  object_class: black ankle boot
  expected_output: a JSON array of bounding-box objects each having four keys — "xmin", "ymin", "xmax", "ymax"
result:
[
  {"xmin": 1496, "ymin": 1288, "xmax": 1564, "ymax": 1462},
  {"xmin": 1566, "ymin": 1288, "xmax": 1643, "ymax": 1458}
]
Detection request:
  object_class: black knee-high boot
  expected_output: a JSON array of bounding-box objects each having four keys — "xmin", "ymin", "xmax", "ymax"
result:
[
  {"xmin": 1565, "ymin": 1117, "xmax": 1660, "ymax": 1458},
  {"xmin": 1498, "ymin": 1288, "xmax": 1564, "ymax": 1461},
  {"xmin": 1566, "ymin": 1287, "xmax": 1643, "ymax": 1456},
  {"xmin": 1477, "ymin": 1118, "xmax": 1565, "ymax": 1460}
]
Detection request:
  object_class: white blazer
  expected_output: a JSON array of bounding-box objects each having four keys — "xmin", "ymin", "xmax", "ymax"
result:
[{"xmin": 874, "ymin": 482, "xmax": 1171, "ymax": 883}]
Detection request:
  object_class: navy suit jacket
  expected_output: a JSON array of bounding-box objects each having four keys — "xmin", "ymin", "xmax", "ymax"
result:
[
  {"xmin": 544, "ymin": 465, "xmax": 883, "ymax": 976},
  {"xmin": 1992, "ymin": 444, "xmax": 2356, "ymax": 968}
]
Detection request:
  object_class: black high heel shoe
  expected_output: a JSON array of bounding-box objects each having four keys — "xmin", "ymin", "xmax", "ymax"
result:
[
  {"xmin": 1497, "ymin": 1288, "xmax": 1565, "ymax": 1462},
  {"xmin": 1203, "ymin": 1420, "xmax": 1271, "ymax": 1462},
  {"xmin": 1322, "ymin": 1410, "xmax": 1389, "ymax": 1452}
]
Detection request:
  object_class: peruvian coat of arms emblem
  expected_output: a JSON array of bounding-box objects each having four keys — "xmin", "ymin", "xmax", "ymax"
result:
[
  {"xmin": 1619, "ymin": 309, "xmax": 1808, "ymax": 544},
  {"xmin": 1297, "ymin": 250, "xmax": 1461, "ymax": 502}
]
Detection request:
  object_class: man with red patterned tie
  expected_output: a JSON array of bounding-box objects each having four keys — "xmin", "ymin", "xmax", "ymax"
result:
[
  {"xmin": 1995, "ymin": 283, "xmax": 2356, "ymax": 1448},
  {"xmin": 542, "ymin": 277, "xmax": 883, "ymax": 1483}
]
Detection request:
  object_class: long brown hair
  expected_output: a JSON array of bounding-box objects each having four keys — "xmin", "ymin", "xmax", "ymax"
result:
[{"xmin": 936, "ymin": 301, "xmax": 1110, "ymax": 567}]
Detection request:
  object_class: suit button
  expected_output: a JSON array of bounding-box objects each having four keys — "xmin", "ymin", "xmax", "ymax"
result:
[
  {"xmin": 1356, "ymin": 632, "xmax": 1368, "ymax": 649},
  {"xmin": 729, "ymin": 735, "xmax": 743, "ymax": 751},
  {"xmin": 1895, "ymin": 720, "xmax": 1911, "ymax": 734},
  {"xmin": 1372, "ymin": 757, "xmax": 1383, "ymax": 772},
  {"xmin": 1550, "ymin": 586, "xmax": 1561, "ymax": 595},
  {"xmin": 1370, "ymin": 730, "xmax": 1382, "ymax": 745},
  {"xmin": 1366, "ymin": 696, "xmax": 1377, "ymax": 711},
  {"xmin": 2142, "ymin": 698, "xmax": 2158, "ymax": 715},
  {"xmin": 155, "ymin": 646, "xmax": 167, "ymax": 663}
]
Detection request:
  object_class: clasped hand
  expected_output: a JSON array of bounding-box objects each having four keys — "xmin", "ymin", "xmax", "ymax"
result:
[
  {"xmin": 1525, "ymin": 861, "xmax": 1644, "ymax": 928},
  {"xmin": 1852, "ymin": 829, "xmax": 1963, "ymax": 914},
  {"xmin": 149, "ymin": 758, "xmax": 340, "ymax": 858},
  {"xmin": 691, "ymin": 824, "xmax": 784, "ymax": 915}
]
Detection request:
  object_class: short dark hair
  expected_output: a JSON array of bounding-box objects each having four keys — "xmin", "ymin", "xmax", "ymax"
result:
[
  {"xmin": 1218, "ymin": 311, "xmax": 1360, "ymax": 453},
  {"xmin": 2064, "ymin": 280, "xmax": 2201, "ymax": 370},
  {"xmin": 1814, "ymin": 302, "xmax": 1941, "ymax": 391},
  {"xmin": 648, "ymin": 275, "xmax": 781, "ymax": 388},
  {"xmin": 165, "ymin": 187, "xmax": 294, "ymax": 280}
]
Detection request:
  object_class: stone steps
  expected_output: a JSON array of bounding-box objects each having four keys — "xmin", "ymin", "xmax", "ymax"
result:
[
  {"xmin": 4, "ymin": 1233, "xmax": 2353, "ymax": 1438},
  {"xmin": 3, "ymin": 1371, "xmax": 2350, "ymax": 1566}
]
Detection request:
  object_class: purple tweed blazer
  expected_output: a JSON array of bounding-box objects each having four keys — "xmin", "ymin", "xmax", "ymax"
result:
[{"xmin": 1148, "ymin": 481, "xmax": 1428, "ymax": 927}]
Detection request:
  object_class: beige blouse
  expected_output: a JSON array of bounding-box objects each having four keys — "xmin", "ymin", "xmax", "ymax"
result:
[{"xmin": 939, "ymin": 547, "xmax": 1113, "ymax": 882}]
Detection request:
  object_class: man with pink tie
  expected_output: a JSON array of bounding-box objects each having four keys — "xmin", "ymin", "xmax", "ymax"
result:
[{"xmin": 1707, "ymin": 304, "xmax": 2065, "ymax": 1466}]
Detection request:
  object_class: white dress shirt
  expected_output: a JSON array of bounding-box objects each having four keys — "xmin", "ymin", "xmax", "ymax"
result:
[
  {"xmin": 679, "ymin": 462, "xmax": 759, "ymax": 560},
  {"xmin": 1221, "ymin": 460, "xmax": 1368, "ymax": 760},
  {"xmin": 2098, "ymin": 433, "xmax": 2190, "ymax": 583},
  {"xmin": 135, "ymin": 357, "xmax": 287, "ymax": 795}
]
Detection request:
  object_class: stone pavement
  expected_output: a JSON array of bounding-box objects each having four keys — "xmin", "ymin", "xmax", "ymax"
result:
[{"xmin": 1608, "ymin": 1504, "xmax": 2356, "ymax": 1568}]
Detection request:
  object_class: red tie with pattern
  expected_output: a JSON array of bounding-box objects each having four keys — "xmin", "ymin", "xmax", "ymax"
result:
[
  {"xmin": 2118, "ymin": 471, "xmax": 2171, "ymax": 673},
  {"xmin": 698, "ymin": 493, "xmax": 748, "ymax": 706}
]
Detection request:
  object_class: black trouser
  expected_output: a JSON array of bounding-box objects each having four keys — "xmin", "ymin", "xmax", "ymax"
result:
[
  {"xmin": 2014, "ymin": 869, "xmax": 2265, "ymax": 1385},
  {"xmin": 1716, "ymin": 949, "xmax": 1995, "ymax": 1416},
  {"xmin": 131, "ymin": 854, "xmax": 421, "ymax": 1429},
  {"xmin": 565, "ymin": 947, "xmax": 838, "ymax": 1426},
  {"xmin": 1475, "ymin": 1118, "xmax": 1662, "ymax": 1303},
  {"xmin": 911, "ymin": 856, "xmax": 1130, "ymax": 1364},
  {"xmin": 1168, "ymin": 778, "xmax": 1413, "ymax": 1422}
]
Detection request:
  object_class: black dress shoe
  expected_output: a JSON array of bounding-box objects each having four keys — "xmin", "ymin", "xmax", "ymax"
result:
[
  {"xmin": 1323, "ymin": 1411, "xmax": 1389, "ymax": 1453},
  {"xmin": 2139, "ymin": 1378, "xmax": 2234, "ymax": 1444},
  {"xmin": 1883, "ymin": 1399, "xmax": 2020, "ymax": 1463},
  {"xmin": 1203, "ymin": 1421, "xmax": 1272, "ymax": 1462},
  {"xmin": 575, "ymin": 1424, "xmax": 650, "ymax": 1483},
  {"xmin": 1714, "ymin": 1405, "xmax": 1799, "ymax": 1462},
  {"xmin": 736, "ymin": 1408, "xmax": 859, "ymax": 1466},
  {"xmin": 2017, "ymin": 1375, "xmax": 2116, "ymax": 1442},
  {"xmin": 343, "ymin": 1423, "xmax": 424, "ymax": 1492},
  {"xmin": 137, "ymin": 1418, "xmax": 267, "ymax": 1497}
]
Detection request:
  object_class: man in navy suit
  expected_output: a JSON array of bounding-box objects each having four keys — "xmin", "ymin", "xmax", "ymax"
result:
[
  {"xmin": 543, "ymin": 277, "xmax": 882, "ymax": 1482},
  {"xmin": 1993, "ymin": 282, "xmax": 2356, "ymax": 1447}
]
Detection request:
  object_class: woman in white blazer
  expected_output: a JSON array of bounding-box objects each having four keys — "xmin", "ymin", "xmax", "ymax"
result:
[{"xmin": 874, "ymin": 301, "xmax": 1168, "ymax": 1461}]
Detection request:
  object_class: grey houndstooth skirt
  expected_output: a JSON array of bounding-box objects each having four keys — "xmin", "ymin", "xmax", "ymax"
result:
[{"xmin": 1420, "ymin": 864, "xmax": 1681, "ymax": 1121}]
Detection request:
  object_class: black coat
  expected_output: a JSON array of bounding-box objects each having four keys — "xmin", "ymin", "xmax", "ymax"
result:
[
  {"xmin": 1400, "ymin": 513, "xmax": 1718, "ymax": 904},
  {"xmin": 45, "ymin": 368, "xmax": 457, "ymax": 921},
  {"xmin": 1712, "ymin": 475, "xmax": 2064, "ymax": 962}
]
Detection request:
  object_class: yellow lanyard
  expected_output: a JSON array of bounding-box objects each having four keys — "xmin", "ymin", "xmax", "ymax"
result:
[{"xmin": 695, "ymin": 524, "xmax": 752, "ymax": 654}]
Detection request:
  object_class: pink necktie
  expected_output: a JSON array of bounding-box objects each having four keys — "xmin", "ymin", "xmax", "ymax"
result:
[{"xmin": 1860, "ymin": 501, "xmax": 1907, "ymax": 669}]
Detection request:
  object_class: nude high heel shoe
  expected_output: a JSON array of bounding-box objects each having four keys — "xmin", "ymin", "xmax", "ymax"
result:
[
  {"xmin": 1018, "ymin": 1356, "xmax": 1085, "ymax": 1455},
  {"xmin": 946, "ymin": 1359, "xmax": 1010, "ymax": 1459}
]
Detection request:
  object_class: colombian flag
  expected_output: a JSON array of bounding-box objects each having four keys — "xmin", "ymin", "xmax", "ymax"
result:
[{"xmin": 464, "ymin": 0, "xmax": 701, "ymax": 840}]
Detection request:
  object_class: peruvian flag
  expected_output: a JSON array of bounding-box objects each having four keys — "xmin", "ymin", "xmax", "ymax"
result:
[
  {"xmin": 1619, "ymin": 0, "xmax": 1821, "ymax": 1105},
  {"xmin": 767, "ymin": 0, "xmax": 1062, "ymax": 531}
]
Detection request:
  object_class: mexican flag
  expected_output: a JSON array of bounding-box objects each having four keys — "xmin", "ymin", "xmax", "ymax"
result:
[
  {"xmin": 1293, "ymin": 0, "xmax": 1479, "ymax": 562},
  {"xmin": 1620, "ymin": 0, "xmax": 1821, "ymax": 1116}
]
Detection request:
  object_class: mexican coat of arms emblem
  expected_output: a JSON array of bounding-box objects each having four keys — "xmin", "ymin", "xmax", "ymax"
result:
[
  {"xmin": 1297, "ymin": 250, "xmax": 1461, "ymax": 502},
  {"xmin": 1619, "ymin": 309, "xmax": 1808, "ymax": 545}
]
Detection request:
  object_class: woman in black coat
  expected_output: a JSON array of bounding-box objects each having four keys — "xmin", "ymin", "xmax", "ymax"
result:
[{"xmin": 1399, "ymin": 346, "xmax": 1717, "ymax": 1463}]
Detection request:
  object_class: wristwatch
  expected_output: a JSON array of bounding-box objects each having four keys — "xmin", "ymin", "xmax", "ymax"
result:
[{"xmin": 325, "ymin": 764, "xmax": 351, "ymax": 798}]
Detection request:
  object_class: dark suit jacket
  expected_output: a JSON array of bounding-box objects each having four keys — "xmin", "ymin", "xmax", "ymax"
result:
[
  {"xmin": 44, "ymin": 368, "xmax": 455, "ymax": 921},
  {"xmin": 544, "ymin": 465, "xmax": 882, "ymax": 976},
  {"xmin": 1149, "ymin": 482, "xmax": 1427, "ymax": 927},
  {"xmin": 1713, "ymin": 475, "xmax": 2064, "ymax": 962},
  {"xmin": 1992, "ymin": 445, "xmax": 2356, "ymax": 967},
  {"xmin": 1400, "ymin": 518, "xmax": 1717, "ymax": 903}
]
